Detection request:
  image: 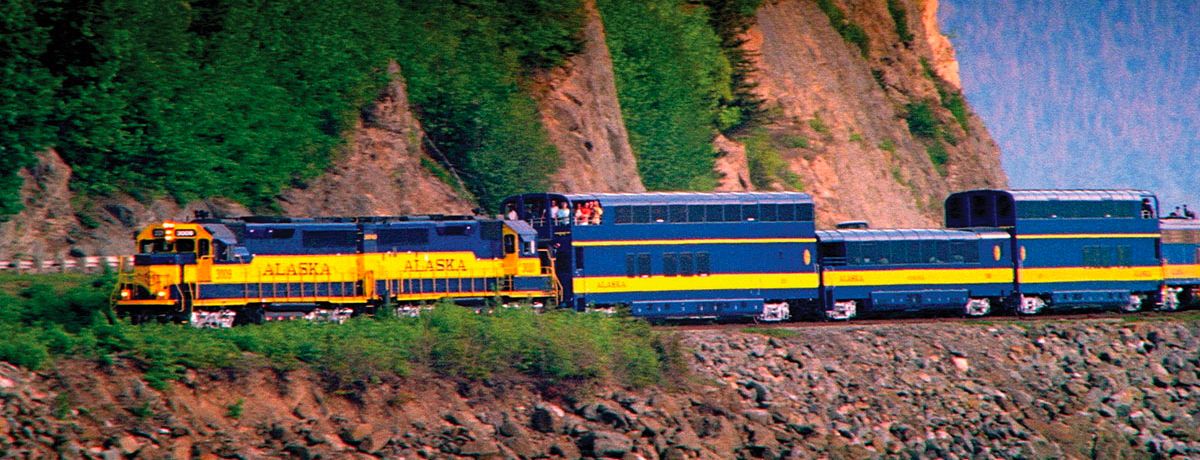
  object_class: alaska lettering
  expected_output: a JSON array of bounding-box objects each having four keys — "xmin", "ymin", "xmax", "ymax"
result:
[
  {"xmin": 404, "ymin": 258, "xmax": 468, "ymax": 272},
  {"xmin": 261, "ymin": 262, "xmax": 332, "ymax": 277}
]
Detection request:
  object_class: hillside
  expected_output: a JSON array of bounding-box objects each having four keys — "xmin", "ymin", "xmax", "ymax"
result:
[
  {"xmin": 0, "ymin": 0, "xmax": 1005, "ymax": 259},
  {"xmin": 3, "ymin": 317, "xmax": 1198, "ymax": 458}
]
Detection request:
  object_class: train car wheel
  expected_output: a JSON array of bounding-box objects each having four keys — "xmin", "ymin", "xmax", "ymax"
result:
[
  {"xmin": 1120, "ymin": 294, "xmax": 1144, "ymax": 313},
  {"xmin": 825, "ymin": 300, "xmax": 856, "ymax": 321},
  {"xmin": 964, "ymin": 298, "xmax": 991, "ymax": 317},
  {"xmin": 1017, "ymin": 296, "xmax": 1045, "ymax": 315},
  {"xmin": 1159, "ymin": 287, "xmax": 1181, "ymax": 312},
  {"xmin": 756, "ymin": 302, "xmax": 791, "ymax": 322}
]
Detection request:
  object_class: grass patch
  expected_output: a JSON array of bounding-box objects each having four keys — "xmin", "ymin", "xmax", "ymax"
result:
[
  {"xmin": 926, "ymin": 142, "xmax": 949, "ymax": 176},
  {"xmin": 808, "ymin": 113, "xmax": 831, "ymax": 135},
  {"xmin": 878, "ymin": 139, "xmax": 897, "ymax": 153},
  {"xmin": 741, "ymin": 327, "xmax": 799, "ymax": 339},
  {"xmin": 781, "ymin": 135, "xmax": 810, "ymax": 149}
]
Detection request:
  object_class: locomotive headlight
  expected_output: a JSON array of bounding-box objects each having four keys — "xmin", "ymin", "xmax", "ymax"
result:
[
  {"xmin": 120, "ymin": 289, "xmax": 131, "ymax": 299},
  {"xmin": 156, "ymin": 290, "xmax": 167, "ymax": 298}
]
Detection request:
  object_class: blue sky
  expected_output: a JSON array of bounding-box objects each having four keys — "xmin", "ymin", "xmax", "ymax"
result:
[{"xmin": 940, "ymin": 0, "xmax": 1200, "ymax": 211}]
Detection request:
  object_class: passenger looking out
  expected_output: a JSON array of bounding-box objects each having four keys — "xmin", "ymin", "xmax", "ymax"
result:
[
  {"xmin": 590, "ymin": 202, "xmax": 603, "ymax": 225},
  {"xmin": 505, "ymin": 204, "xmax": 518, "ymax": 220},
  {"xmin": 575, "ymin": 202, "xmax": 592, "ymax": 225},
  {"xmin": 554, "ymin": 201, "xmax": 571, "ymax": 225}
]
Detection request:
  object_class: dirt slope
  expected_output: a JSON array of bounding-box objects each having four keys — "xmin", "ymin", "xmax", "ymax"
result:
[
  {"xmin": 535, "ymin": 0, "xmax": 646, "ymax": 194},
  {"xmin": 278, "ymin": 63, "xmax": 475, "ymax": 218},
  {"xmin": 741, "ymin": 0, "xmax": 1004, "ymax": 228}
]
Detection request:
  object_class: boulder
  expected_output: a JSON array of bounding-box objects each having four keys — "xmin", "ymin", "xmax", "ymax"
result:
[{"xmin": 578, "ymin": 430, "xmax": 634, "ymax": 458}]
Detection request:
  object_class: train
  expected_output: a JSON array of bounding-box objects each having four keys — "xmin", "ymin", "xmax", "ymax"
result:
[{"xmin": 113, "ymin": 189, "xmax": 1200, "ymax": 325}]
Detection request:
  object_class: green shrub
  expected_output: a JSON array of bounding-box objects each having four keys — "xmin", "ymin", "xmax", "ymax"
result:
[
  {"xmin": 878, "ymin": 139, "xmax": 897, "ymax": 153},
  {"xmin": 226, "ymin": 399, "xmax": 244, "ymax": 419},
  {"xmin": 743, "ymin": 128, "xmax": 804, "ymax": 191},
  {"xmin": 904, "ymin": 102, "xmax": 939, "ymax": 138},
  {"xmin": 808, "ymin": 114, "xmax": 831, "ymax": 135},
  {"xmin": 887, "ymin": 0, "xmax": 914, "ymax": 43},
  {"xmin": 815, "ymin": 0, "xmax": 870, "ymax": 57},
  {"xmin": 0, "ymin": 329, "xmax": 49, "ymax": 370}
]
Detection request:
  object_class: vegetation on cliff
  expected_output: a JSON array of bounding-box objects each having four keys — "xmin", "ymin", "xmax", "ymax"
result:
[
  {"xmin": 0, "ymin": 274, "xmax": 684, "ymax": 391},
  {"xmin": 0, "ymin": 0, "xmax": 587, "ymax": 216},
  {"xmin": 598, "ymin": 0, "xmax": 729, "ymax": 191}
]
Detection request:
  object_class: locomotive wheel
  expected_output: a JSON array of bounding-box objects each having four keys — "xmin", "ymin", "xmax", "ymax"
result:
[
  {"xmin": 1120, "ymin": 294, "xmax": 1144, "ymax": 313},
  {"xmin": 964, "ymin": 298, "xmax": 991, "ymax": 317}
]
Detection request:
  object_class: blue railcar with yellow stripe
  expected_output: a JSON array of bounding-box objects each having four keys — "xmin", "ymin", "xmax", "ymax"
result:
[
  {"xmin": 500, "ymin": 192, "xmax": 820, "ymax": 321},
  {"xmin": 815, "ymin": 228, "xmax": 1015, "ymax": 319},
  {"xmin": 115, "ymin": 215, "xmax": 557, "ymax": 326},
  {"xmin": 945, "ymin": 189, "xmax": 1165, "ymax": 313},
  {"xmin": 1161, "ymin": 218, "xmax": 1200, "ymax": 309}
]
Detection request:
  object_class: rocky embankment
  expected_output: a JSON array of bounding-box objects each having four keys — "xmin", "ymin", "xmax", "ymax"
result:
[{"xmin": 2, "ymin": 317, "xmax": 1198, "ymax": 459}]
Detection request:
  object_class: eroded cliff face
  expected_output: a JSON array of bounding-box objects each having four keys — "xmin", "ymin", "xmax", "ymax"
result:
[
  {"xmin": 535, "ymin": 0, "xmax": 646, "ymax": 194},
  {"xmin": 740, "ymin": 0, "xmax": 1004, "ymax": 228},
  {"xmin": 279, "ymin": 63, "xmax": 475, "ymax": 217}
]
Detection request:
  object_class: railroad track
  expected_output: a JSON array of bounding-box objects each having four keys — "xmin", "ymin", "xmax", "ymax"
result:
[{"xmin": 655, "ymin": 310, "xmax": 1193, "ymax": 332}]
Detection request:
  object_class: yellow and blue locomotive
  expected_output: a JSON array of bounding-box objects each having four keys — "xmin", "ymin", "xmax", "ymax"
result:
[{"xmin": 114, "ymin": 215, "xmax": 558, "ymax": 326}]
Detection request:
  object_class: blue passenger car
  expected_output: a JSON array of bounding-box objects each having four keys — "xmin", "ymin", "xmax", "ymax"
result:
[
  {"xmin": 1160, "ymin": 218, "xmax": 1200, "ymax": 309},
  {"xmin": 944, "ymin": 189, "xmax": 1164, "ymax": 313},
  {"xmin": 815, "ymin": 228, "xmax": 1014, "ymax": 319},
  {"xmin": 500, "ymin": 192, "xmax": 821, "ymax": 320}
]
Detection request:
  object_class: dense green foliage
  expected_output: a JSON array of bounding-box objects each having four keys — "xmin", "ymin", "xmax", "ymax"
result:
[
  {"xmin": 815, "ymin": 0, "xmax": 870, "ymax": 58},
  {"xmin": 598, "ymin": 0, "xmax": 733, "ymax": 191},
  {"xmin": 0, "ymin": 1, "xmax": 59, "ymax": 218},
  {"xmin": 0, "ymin": 274, "xmax": 683, "ymax": 391},
  {"xmin": 394, "ymin": 0, "xmax": 584, "ymax": 211},
  {"xmin": 887, "ymin": 0, "xmax": 914, "ymax": 43},
  {"xmin": 1, "ymin": 0, "xmax": 585, "ymax": 216},
  {"xmin": 743, "ymin": 128, "xmax": 804, "ymax": 190}
]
